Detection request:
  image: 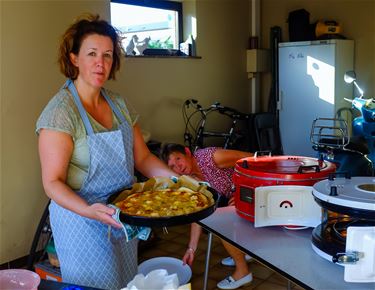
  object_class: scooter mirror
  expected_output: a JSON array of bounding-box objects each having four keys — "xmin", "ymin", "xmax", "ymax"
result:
[
  {"xmin": 344, "ymin": 71, "xmax": 356, "ymax": 84},
  {"xmin": 344, "ymin": 70, "xmax": 364, "ymax": 98}
]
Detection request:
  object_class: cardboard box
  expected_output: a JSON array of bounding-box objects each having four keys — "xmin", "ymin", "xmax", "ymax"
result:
[{"xmin": 34, "ymin": 260, "xmax": 62, "ymax": 282}]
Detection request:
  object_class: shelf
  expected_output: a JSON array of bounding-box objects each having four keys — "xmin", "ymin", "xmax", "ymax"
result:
[{"xmin": 125, "ymin": 55, "xmax": 202, "ymax": 59}]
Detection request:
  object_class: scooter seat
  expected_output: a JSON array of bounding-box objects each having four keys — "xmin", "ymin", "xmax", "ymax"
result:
[
  {"xmin": 317, "ymin": 137, "xmax": 369, "ymax": 155},
  {"xmin": 345, "ymin": 136, "xmax": 369, "ymax": 155}
]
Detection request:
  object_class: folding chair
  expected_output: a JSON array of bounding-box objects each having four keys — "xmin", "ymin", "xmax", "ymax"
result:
[{"xmin": 253, "ymin": 112, "xmax": 283, "ymax": 155}]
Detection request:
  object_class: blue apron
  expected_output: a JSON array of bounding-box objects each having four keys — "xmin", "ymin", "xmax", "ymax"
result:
[{"xmin": 49, "ymin": 80, "xmax": 138, "ymax": 289}]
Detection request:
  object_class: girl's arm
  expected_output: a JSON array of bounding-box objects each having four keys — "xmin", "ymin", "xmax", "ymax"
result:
[
  {"xmin": 213, "ymin": 149, "xmax": 253, "ymax": 168},
  {"xmin": 182, "ymin": 223, "xmax": 202, "ymax": 266}
]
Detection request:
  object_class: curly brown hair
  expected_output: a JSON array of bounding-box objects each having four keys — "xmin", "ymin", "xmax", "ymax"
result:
[{"xmin": 58, "ymin": 13, "xmax": 124, "ymax": 80}]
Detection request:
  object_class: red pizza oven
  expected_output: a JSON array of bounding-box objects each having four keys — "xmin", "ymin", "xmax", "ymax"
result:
[{"xmin": 233, "ymin": 155, "xmax": 336, "ymax": 222}]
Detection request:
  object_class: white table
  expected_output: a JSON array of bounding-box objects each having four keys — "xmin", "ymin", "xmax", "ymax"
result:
[{"xmin": 198, "ymin": 206, "xmax": 375, "ymax": 290}]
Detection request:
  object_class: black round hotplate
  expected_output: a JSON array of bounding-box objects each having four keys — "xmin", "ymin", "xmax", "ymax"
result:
[{"xmin": 312, "ymin": 218, "xmax": 375, "ymax": 259}]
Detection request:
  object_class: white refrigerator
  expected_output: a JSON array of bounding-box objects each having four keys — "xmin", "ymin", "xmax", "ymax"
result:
[{"xmin": 278, "ymin": 39, "xmax": 354, "ymax": 157}]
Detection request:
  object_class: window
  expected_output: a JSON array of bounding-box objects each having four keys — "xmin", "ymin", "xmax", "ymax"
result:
[{"xmin": 110, "ymin": 0, "xmax": 183, "ymax": 55}]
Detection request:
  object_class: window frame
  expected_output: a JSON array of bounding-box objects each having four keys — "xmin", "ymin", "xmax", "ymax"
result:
[{"xmin": 110, "ymin": 0, "xmax": 183, "ymax": 48}]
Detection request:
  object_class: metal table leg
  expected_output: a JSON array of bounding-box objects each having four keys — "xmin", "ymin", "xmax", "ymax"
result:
[{"xmin": 203, "ymin": 231, "xmax": 213, "ymax": 290}]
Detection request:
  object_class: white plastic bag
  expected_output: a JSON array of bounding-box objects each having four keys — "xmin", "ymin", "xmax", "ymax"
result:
[{"xmin": 122, "ymin": 269, "xmax": 179, "ymax": 290}]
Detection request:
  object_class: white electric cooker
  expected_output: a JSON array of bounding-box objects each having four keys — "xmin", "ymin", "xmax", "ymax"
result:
[{"xmin": 312, "ymin": 176, "xmax": 375, "ymax": 283}]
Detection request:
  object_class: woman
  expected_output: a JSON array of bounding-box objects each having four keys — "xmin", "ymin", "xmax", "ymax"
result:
[
  {"xmin": 36, "ymin": 14, "xmax": 175, "ymax": 289},
  {"xmin": 161, "ymin": 143, "xmax": 254, "ymax": 290}
]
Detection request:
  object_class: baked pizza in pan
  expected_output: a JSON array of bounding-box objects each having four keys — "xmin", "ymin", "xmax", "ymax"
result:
[
  {"xmin": 109, "ymin": 176, "xmax": 217, "ymax": 226},
  {"xmin": 115, "ymin": 188, "xmax": 212, "ymax": 218}
]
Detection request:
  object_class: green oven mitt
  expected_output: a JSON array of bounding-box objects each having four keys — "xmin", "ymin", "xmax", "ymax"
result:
[{"xmin": 108, "ymin": 204, "xmax": 151, "ymax": 242}]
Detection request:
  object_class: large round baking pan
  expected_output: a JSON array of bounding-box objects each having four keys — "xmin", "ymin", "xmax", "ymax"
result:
[{"xmin": 107, "ymin": 187, "xmax": 219, "ymax": 227}]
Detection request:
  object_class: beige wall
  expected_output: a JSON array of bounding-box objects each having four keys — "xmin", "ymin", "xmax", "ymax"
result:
[
  {"xmin": 111, "ymin": 0, "xmax": 250, "ymax": 142},
  {"xmin": 0, "ymin": 0, "xmax": 111, "ymax": 265},
  {"xmin": 260, "ymin": 0, "xmax": 375, "ymax": 111},
  {"xmin": 1, "ymin": 0, "xmax": 374, "ymax": 265},
  {"xmin": 0, "ymin": 0, "xmax": 250, "ymax": 263}
]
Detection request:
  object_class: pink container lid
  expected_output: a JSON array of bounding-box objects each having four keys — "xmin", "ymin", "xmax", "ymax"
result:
[{"xmin": 0, "ymin": 269, "xmax": 41, "ymax": 290}]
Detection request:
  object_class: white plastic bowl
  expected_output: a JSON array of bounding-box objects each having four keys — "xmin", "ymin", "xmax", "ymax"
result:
[
  {"xmin": 138, "ymin": 257, "xmax": 192, "ymax": 285},
  {"xmin": 0, "ymin": 269, "xmax": 40, "ymax": 290}
]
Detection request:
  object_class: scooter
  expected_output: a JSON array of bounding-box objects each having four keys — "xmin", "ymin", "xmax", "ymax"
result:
[
  {"xmin": 310, "ymin": 71, "xmax": 374, "ymax": 176},
  {"xmin": 345, "ymin": 71, "xmax": 375, "ymax": 167}
]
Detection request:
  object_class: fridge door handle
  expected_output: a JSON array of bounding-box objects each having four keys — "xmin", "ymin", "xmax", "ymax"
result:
[{"xmin": 277, "ymin": 90, "xmax": 283, "ymax": 111}]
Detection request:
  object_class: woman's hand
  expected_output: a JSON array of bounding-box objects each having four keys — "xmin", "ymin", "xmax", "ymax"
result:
[
  {"xmin": 87, "ymin": 203, "xmax": 123, "ymax": 228},
  {"xmin": 182, "ymin": 223, "xmax": 201, "ymax": 266},
  {"xmin": 182, "ymin": 247, "xmax": 195, "ymax": 266}
]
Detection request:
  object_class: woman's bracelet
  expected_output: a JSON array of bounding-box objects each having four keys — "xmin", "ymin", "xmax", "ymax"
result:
[{"xmin": 187, "ymin": 246, "xmax": 196, "ymax": 253}]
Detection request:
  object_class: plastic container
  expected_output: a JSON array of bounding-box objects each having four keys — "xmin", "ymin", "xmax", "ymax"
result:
[
  {"xmin": 138, "ymin": 257, "xmax": 192, "ymax": 285},
  {"xmin": 0, "ymin": 269, "xmax": 40, "ymax": 290},
  {"xmin": 46, "ymin": 239, "xmax": 60, "ymax": 267}
]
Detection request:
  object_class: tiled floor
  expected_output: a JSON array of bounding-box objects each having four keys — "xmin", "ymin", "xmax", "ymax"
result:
[{"xmin": 138, "ymin": 224, "xmax": 306, "ymax": 290}]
